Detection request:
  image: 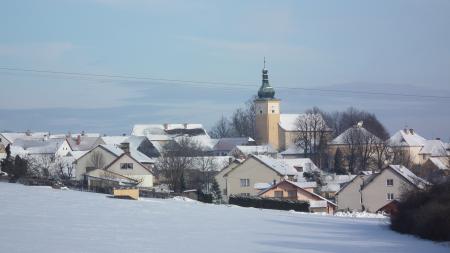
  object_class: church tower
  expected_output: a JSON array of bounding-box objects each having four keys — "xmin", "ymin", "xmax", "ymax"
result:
[{"xmin": 254, "ymin": 59, "xmax": 280, "ymax": 150}]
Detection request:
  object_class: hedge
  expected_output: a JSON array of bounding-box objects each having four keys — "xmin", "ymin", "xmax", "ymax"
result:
[
  {"xmin": 390, "ymin": 180, "xmax": 450, "ymax": 241},
  {"xmin": 229, "ymin": 195, "xmax": 309, "ymax": 212}
]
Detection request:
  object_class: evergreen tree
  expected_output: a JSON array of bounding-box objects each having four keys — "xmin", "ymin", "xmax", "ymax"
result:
[
  {"xmin": 211, "ymin": 178, "xmax": 221, "ymax": 201},
  {"xmin": 334, "ymin": 148, "xmax": 346, "ymax": 175}
]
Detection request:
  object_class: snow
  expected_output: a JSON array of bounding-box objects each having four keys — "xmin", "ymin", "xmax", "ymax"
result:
[
  {"xmin": 0, "ymin": 182, "xmax": 448, "ymax": 253},
  {"xmin": 233, "ymin": 145, "xmax": 277, "ymax": 155},
  {"xmin": 419, "ymin": 140, "xmax": 449, "ymax": 156},
  {"xmin": 278, "ymin": 114, "xmax": 302, "ymax": 131},
  {"xmin": 334, "ymin": 211, "xmax": 387, "ymax": 219},
  {"xmin": 389, "ymin": 129, "xmax": 426, "ymax": 147},
  {"xmin": 330, "ymin": 126, "xmax": 381, "ymax": 145},
  {"xmin": 428, "ymin": 157, "xmax": 449, "ymax": 170}
]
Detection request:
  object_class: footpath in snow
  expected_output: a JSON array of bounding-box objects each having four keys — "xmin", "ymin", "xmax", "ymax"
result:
[{"xmin": 0, "ymin": 182, "xmax": 448, "ymax": 253}]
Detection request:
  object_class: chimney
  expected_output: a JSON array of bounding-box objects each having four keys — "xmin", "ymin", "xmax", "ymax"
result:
[
  {"xmin": 228, "ymin": 157, "xmax": 233, "ymax": 164},
  {"xmin": 120, "ymin": 142, "xmax": 130, "ymax": 154},
  {"xmin": 183, "ymin": 123, "xmax": 188, "ymax": 129},
  {"xmin": 81, "ymin": 130, "xmax": 85, "ymax": 136},
  {"xmin": 409, "ymin": 129, "xmax": 414, "ymax": 134},
  {"xmin": 272, "ymin": 179, "xmax": 276, "ymax": 186},
  {"xmin": 76, "ymin": 135, "xmax": 81, "ymax": 145},
  {"xmin": 163, "ymin": 123, "xmax": 169, "ymax": 130},
  {"xmin": 26, "ymin": 129, "xmax": 31, "ymax": 136},
  {"xmin": 403, "ymin": 128, "xmax": 408, "ymax": 134}
]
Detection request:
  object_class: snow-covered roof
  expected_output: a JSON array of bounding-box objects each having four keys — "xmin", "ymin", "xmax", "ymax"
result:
[
  {"xmin": 280, "ymin": 144, "xmax": 306, "ymax": 156},
  {"xmin": 320, "ymin": 183, "xmax": 341, "ymax": 193},
  {"xmin": 175, "ymin": 135, "xmax": 217, "ymax": 151},
  {"xmin": 67, "ymin": 137, "xmax": 102, "ymax": 151},
  {"xmin": 278, "ymin": 113, "xmax": 329, "ymax": 132},
  {"xmin": 279, "ymin": 114, "xmax": 302, "ymax": 131},
  {"xmin": 99, "ymin": 144, "xmax": 155, "ymax": 164},
  {"xmin": 0, "ymin": 132, "xmax": 49, "ymax": 144},
  {"xmin": 330, "ymin": 126, "xmax": 381, "ymax": 145},
  {"xmin": 132, "ymin": 123, "xmax": 206, "ymax": 136},
  {"xmin": 419, "ymin": 140, "xmax": 448, "ymax": 156},
  {"xmin": 427, "ymin": 157, "xmax": 449, "ymax": 170},
  {"xmin": 213, "ymin": 137, "xmax": 253, "ymax": 152},
  {"xmin": 67, "ymin": 151, "xmax": 88, "ymax": 160},
  {"xmin": 49, "ymin": 133, "xmax": 101, "ymax": 139},
  {"xmin": 253, "ymin": 155, "xmax": 298, "ymax": 175},
  {"xmin": 12, "ymin": 138, "xmax": 66, "ymax": 154},
  {"xmin": 388, "ymin": 129, "xmax": 426, "ymax": 147},
  {"xmin": 258, "ymin": 179, "xmax": 337, "ymax": 206},
  {"xmin": 232, "ymin": 145, "xmax": 277, "ymax": 156},
  {"xmin": 191, "ymin": 156, "xmax": 233, "ymax": 171},
  {"xmin": 282, "ymin": 158, "xmax": 320, "ymax": 173},
  {"xmin": 292, "ymin": 181, "xmax": 317, "ymax": 189},
  {"xmin": 101, "ymin": 136, "xmax": 129, "ymax": 145},
  {"xmin": 388, "ymin": 165, "xmax": 430, "ymax": 189},
  {"xmin": 322, "ymin": 174, "xmax": 357, "ymax": 185}
]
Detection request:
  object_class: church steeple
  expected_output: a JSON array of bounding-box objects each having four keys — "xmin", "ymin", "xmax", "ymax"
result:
[{"xmin": 257, "ymin": 57, "xmax": 275, "ymax": 99}]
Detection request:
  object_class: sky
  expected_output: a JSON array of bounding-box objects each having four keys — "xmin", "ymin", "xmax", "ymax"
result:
[{"xmin": 0, "ymin": 0, "xmax": 449, "ymax": 139}]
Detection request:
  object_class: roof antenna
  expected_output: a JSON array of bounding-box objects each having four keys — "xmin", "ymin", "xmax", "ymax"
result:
[{"xmin": 263, "ymin": 56, "xmax": 266, "ymax": 69}]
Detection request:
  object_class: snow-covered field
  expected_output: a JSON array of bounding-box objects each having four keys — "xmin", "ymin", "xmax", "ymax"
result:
[{"xmin": 0, "ymin": 183, "xmax": 447, "ymax": 253}]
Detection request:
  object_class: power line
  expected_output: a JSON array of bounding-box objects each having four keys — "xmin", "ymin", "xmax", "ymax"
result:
[{"xmin": 1, "ymin": 66, "xmax": 450, "ymax": 100}]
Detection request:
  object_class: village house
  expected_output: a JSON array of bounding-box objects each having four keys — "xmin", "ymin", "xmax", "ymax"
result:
[
  {"xmin": 258, "ymin": 179, "xmax": 337, "ymax": 214},
  {"xmin": 73, "ymin": 143, "xmax": 155, "ymax": 181},
  {"xmin": 86, "ymin": 152, "xmax": 154, "ymax": 188},
  {"xmin": 327, "ymin": 123, "xmax": 381, "ymax": 170},
  {"xmin": 215, "ymin": 155, "xmax": 320, "ymax": 201},
  {"xmin": 388, "ymin": 128, "xmax": 427, "ymax": 165},
  {"xmin": 336, "ymin": 165, "xmax": 429, "ymax": 212}
]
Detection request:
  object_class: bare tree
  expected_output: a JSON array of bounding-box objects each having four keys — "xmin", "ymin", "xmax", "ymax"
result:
[
  {"xmin": 209, "ymin": 116, "xmax": 233, "ymax": 138},
  {"xmin": 389, "ymin": 147, "xmax": 414, "ymax": 169},
  {"xmin": 294, "ymin": 108, "xmax": 329, "ymax": 167},
  {"xmin": 373, "ymin": 139, "xmax": 389, "ymax": 171},
  {"xmin": 156, "ymin": 137, "xmax": 201, "ymax": 193},
  {"xmin": 193, "ymin": 156, "xmax": 218, "ymax": 193}
]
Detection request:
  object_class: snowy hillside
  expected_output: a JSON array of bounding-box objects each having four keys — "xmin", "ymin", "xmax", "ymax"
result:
[{"xmin": 0, "ymin": 183, "xmax": 447, "ymax": 253}]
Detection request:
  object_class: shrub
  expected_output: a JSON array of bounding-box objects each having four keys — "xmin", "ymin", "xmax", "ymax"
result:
[
  {"xmin": 229, "ymin": 195, "xmax": 309, "ymax": 212},
  {"xmin": 390, "ymin": 180, "xmax": 450, "ymax": 241}
]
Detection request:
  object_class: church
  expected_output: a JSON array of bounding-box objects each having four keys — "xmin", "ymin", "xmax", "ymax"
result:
[{"xmin": 254, "ymin": 62, "xmax": 317, "ymax": 152}]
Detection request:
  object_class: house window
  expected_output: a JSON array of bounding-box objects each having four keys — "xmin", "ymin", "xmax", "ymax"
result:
[
  {"xmin": 387, "ymin": 193, "xmax": 394, "ymax": 200},
  {"xmin": 287, "ymin": 190, "xmax": 297, "ymax": 198},
  {"xmin": 241, "ymin": 193, "xmax": 250, "ymax": 197},
  {"xmin": 260, "ymin": 110, "xmax": 263, "ymax": 114},
  {"xmin": 271, "ymin": 110, "xmax": 275, "ymax": 113},
  {"xmin": 294, "ymin": 166, "xmax": 303, "ymax": 172},
  {"xmin": 120, "ymin": 163, "xmax": 133, "ymax": 170},
  {"xmin": 274, "ymin": 191, "xmax": 284, "ymax": 198},
  {"xmin": 386, "ymin": 179, "xmax": 394, "ymax": 186},
  {"xmin": 240, "ymin": 179, "xmax": 250, "ymax": 187},
  {"xmin": 85, "ymin": 166, "xmax": 95, "ymax": 173}
]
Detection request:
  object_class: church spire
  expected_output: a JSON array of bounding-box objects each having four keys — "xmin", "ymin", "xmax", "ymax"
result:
[{"xmin": 258, "ymin": 57, "xmax": 275, "ymax": 99}]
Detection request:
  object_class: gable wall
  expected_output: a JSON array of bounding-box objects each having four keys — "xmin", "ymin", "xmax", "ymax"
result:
[
  {"xmin": 336, "ymin": 176, "xmax": 364, "ymax": 211},
  {"xmin": 74, "ymin": 147, "xmax": 117, "ymax": 180},
  {"xmin": 362, "ymin": 169, "xmax": 414, "ymax": 212},
  {"xmin": 225, "ymin": 157, "xmax": 282, "ymax": 197}
]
